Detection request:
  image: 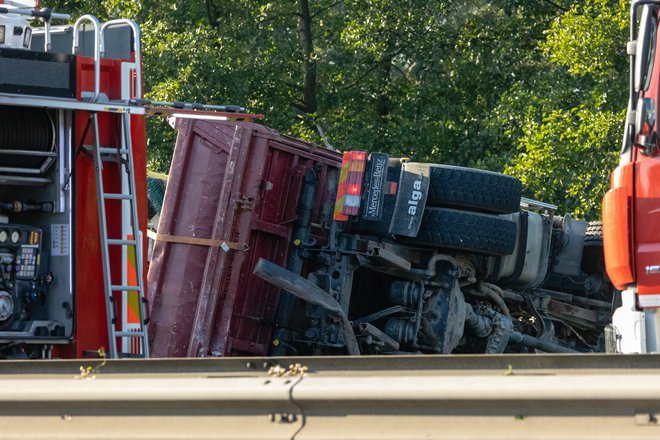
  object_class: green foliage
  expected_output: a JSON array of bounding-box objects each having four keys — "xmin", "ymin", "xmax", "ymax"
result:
[
  {"xmin": 543, "ymin": 0, "xmax": 628, "ymax": 78},
  {"xmin": 41, "ymin": 0, "xmax": 628, "ymax": 219},
  {"xmin": 506, "ymin": 106, "xmax": 620, "ymax": 219},
  {"xmin": 503, "ymin": 0, "xmax": 627, "ymax": 218}
]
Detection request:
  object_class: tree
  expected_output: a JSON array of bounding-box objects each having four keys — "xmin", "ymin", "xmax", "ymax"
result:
[
  {"xmin": 41, "ymin": 0, "xmax": 627, "ymax": 219},
  {"xmin": 504, "ymin": 0, "xmax": 627, "ymax": 219}
]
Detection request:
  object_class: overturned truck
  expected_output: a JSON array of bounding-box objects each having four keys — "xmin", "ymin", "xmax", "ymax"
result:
[{"xmin": 147, "ymin": 119, "xmax": 614, "ymax": 357}]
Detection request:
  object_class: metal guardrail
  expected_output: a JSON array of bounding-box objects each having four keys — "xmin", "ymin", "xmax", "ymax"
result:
[
  {"xmin": 2, "ymin": 354, "xmax": 660, "ymax": 439},
  {"xmin": 4, "ymin": 353, "xmax": 660, "ymax": 376}
]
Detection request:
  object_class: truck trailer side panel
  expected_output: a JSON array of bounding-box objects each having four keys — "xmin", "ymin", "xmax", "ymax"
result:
[{"xmin": 147, "ymin": 119, "xmax": 341, "ymax": 357}]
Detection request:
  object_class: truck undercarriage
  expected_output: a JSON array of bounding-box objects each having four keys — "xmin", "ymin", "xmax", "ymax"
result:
[
  {"xmin": 146, "ymin": 124, "xmax": 616, "ymax": 358},
  {"xmin": 255, "ymin": 160, "xmax": 614, "ymax": 357}
]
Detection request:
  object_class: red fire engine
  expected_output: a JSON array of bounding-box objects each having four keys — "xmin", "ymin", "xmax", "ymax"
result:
[{"xmin": 0, "ymin": 0, "xmax": 152, "ymax": 358}]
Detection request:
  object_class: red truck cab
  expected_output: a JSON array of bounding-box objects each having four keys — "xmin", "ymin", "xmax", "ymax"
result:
[{"xmin": 605, "ymin": 1, "xmax": 660, "ymax": 352}]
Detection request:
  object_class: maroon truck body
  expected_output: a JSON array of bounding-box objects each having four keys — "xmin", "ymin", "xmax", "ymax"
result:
[{"xmin": 147, "ymin": 118, "xmax": 341, "ymax": 357}]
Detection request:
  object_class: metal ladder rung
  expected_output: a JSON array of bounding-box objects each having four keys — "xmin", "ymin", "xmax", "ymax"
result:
[
  {"xmin": 114, "ymin": 331, "xmax": 146, "ymax": 337},
  {"xmin": 111, "ymin": 285, "xmax": 141, "ymax": 292},
  {"xmin": 83, "ymin": 145, "xmax": 130, "ymax": 155},
  {"xmin": 107, "ymin": 239, "xmax": 137, "ymax": 246},
  {"xmin": 103, "ymin": 193, "xmax": 133, "ymax": 200},
  {"xmin": 98, "ymin": 147, "xmax": 129, "ymax": 155}
]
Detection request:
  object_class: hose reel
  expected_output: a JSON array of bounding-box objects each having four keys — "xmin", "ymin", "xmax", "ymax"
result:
[{"xmin": 0, "ymin": 106, "xmax": 57, "ymax": 183}]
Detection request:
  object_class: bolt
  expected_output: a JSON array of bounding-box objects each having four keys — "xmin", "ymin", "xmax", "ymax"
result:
[{"xmin": 279, "ymin": 413, "xmax": 297, "ymax": 423}]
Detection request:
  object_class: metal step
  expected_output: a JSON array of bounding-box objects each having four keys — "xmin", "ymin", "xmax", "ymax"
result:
[
  {"xmin": 114, "ymin": 331, "xmax": 146, "ymax": 338},
  {"xmin": 103, "ymin": 193, "xmax": 133, "ymax": 200},
  {"xmin": 98, "ymin": 147, "xmax": 129, "ymax": 155},
  {"xmin": 111, "ymin": 285, "xmax": 141, "ymax": 292},
  {"xmin": 83, "ymin": 145, "xmax": 130, "ymax": 155},
  {"xmin": 107, "ymin": 239, "xmax": 137, "ymax": 246}
]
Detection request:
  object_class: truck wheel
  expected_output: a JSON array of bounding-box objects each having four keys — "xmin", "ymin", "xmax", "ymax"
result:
[
  {"xmin": 584, "ymin": 221, "xmax": 603, "ymax": 242},
  {"xmin": 400, "ymin": 207, "xmax": 517, "ymax": 255},
  {"xmin": 427, "ymin": 165, "xmax": 522, "ymax": 214},
  {"xmin": 582, "ymin": 221, "xmax": 604, "ymax": 275}
]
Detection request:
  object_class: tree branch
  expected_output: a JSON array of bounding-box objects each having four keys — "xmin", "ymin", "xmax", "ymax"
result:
[
  {"xmin": 258, "ymin": 11, "xmax": 302, "ymax": 25},
  {"xmin": 540, "ymin": 0, "xmax": 569, "ymax": 12},
  {"xmin": 311, "ymin": 0, "xmax": 344, "ymax": 19},
  {"xmin": 286, "ymin": 81, "xmax": 305, "ymax": 92},
  {"xmin": 342, "ymin": 46, "xmax": 405, "ymax": 91},
  {"xmin": 291, "ymin": 100, "xmax": 309, "ymax": 113}
]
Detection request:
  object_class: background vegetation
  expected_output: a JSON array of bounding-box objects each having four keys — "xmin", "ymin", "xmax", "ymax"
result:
[{"xmin": 44, "ymin": 0, "xmax": 628, "ymax": 219}]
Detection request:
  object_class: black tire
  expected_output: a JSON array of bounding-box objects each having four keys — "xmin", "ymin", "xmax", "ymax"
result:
[
  {"xmin": 400, "ymin": 207, "xmax": 517, "ymax": 255},
  {"xmin": 584, "ymin": 221, "xmax": 603, "ymax": 244},
  {"xmin": 426, "ymin": 164, "xmax": 522, "ymax": 214},
  {"xmin": 582, "ymin": 221, "xmax": 604, "ymax": 275}
]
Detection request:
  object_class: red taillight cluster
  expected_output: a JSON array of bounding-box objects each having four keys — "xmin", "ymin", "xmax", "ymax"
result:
[{"xmin": 334, "ymin": 151, "xmax": 367, "ymax": 221}]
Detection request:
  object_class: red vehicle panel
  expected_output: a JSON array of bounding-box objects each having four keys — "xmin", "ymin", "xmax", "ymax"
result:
[
  {"xmin": 147, "ymin": 119, "xmax": 341, "ymax": 357},
  {"xmin": 57, "ymin": 55, "xmax": 147, "ymax": 358},
  {"xmin": 634, "ymin": 154, "xmax": 660, "ymax": 295},
  {"xmin": 603, "ymin": 163, "xmax": 635, "ymax": 290},
  {"xmin": 604, "ymin": 5, "xmax": 660, "ymax": 304}
]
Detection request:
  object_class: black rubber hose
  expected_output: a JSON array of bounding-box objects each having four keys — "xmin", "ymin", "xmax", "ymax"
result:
[{"xmin": 0, "ymin": 106, "xmax": 55, "ymax": 168}]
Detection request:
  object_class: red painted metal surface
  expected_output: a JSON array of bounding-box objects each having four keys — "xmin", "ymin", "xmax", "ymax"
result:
[
  {"xmin": 147, "ymin": 119, "xmax": 341, "ymax": 357},
  {"xmin": 56, "ymin": 55, "xmax": 147, "ymax": 358},
  {"xmin": 603, "ymin": 163, "xmax": 635, "ymax": 290},
  {"xmin": 634, "ymin": 152, "xmax": 660, "ymax": 296},
  {"xmin": 604, "ymin": 7, "xmax": 660, "ymax": 301},
  {"xmin": 634, "ymin": 9, "xmax": 660, "ymax": 298}
]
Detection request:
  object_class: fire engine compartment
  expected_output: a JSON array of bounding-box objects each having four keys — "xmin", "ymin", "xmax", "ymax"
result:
[
  {"xmin": 0, "ymin": 105, "xmax": 73, "ymax": 345},
  {"xmin": 0, "ymin": 13, "xmax": 140, "ymax": 356}
]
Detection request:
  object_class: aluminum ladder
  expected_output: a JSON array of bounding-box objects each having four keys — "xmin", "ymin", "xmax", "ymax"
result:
[
  {"xmin": 89, "ymin": 111, "xmax": 150, "ymax": 359},
  {"xmin": 74, "ymin": 16, "xmax": 150, "ymax": 358}
]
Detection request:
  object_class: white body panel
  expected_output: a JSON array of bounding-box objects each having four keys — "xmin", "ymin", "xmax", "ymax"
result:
[{"xmin": 0, "ymin": 13, "xmax": 31, "ymax": 50}]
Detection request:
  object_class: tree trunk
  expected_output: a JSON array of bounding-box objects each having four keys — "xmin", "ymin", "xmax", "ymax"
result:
[
  {"xmin": 298, "ymin": 0, "xmax": 317, "ymax": 115},
  {"xmin": 377, "ymin": 56, "xmax": 392, "ymax": 119},
  {"xmin": 206, "ymin": 0, "xmax": 218, "ymax": 27}
]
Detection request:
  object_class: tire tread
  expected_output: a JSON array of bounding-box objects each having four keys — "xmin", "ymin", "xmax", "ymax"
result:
[
  {"xmin": 427, "ymin": 165, "xmax": 522, "ymax": 214},
  {"xmin": 404, "ymin": 207, "xmax": 517, "ymax": 255}
]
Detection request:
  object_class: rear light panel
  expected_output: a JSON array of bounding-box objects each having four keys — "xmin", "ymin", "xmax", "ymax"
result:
[{"xmin": 333, "ymin": 151, "xmax": 367, "ymax": 221}]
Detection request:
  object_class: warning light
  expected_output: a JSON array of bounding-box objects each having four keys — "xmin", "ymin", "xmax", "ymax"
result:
[
  {"xmin": 351, "ymin": 151, "xmax": 367, "ymax": 161},
  {"xmin": 334, "ymin": 150, "xmax": 368, "ymax": 219}
]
